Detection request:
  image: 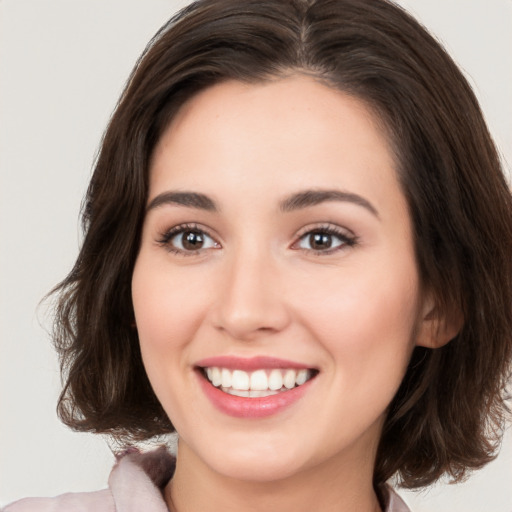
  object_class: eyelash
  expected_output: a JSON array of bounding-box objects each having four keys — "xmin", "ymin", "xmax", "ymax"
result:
[
  {"xmin": 156, "ymin": 223, "xmax": 358, "ymax": 257},
  {"xmin": 292, "ymin": 224, "xmax": 358, "ymax": 255},
  {"xmin": 157, "ymin": 223, "xmax": 218, "ymax": 256}
]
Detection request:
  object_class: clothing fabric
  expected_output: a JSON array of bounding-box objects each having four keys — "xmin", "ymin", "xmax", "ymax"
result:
[{"xmin": 4, "ymin": 447, "xmax": 411, "ymax": 511}]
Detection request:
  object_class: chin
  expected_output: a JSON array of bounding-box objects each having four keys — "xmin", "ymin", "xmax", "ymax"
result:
[
  {"xmin": 180, "ymin": 432, "xmax": 313, "ymax": 483},
  {"xmin": 210, "ymin": 452, "xmax": 310, "ymax": 483}
]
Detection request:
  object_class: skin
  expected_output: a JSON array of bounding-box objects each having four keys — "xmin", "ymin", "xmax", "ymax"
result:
[{"xmin": 132, "ymin": 76, "xmax": 447, "ymax": 512}]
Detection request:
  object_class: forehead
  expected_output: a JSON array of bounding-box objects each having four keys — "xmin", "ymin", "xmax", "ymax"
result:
[
  {"xmin": 154, "ymin": 75, "xmax": 392, "ymax": 165},
  {"xmin": 149, "ymin": 75, "xmax": 405, "ymax": 221}
]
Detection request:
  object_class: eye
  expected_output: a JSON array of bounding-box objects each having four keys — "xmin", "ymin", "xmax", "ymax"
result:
[
  {"xmin": 293, "ymin": 225, "xmax": 357, "ymax": 254},
  {"xmin": 158, "ymin": 224, "xmax": 220, "ymax": 255}
]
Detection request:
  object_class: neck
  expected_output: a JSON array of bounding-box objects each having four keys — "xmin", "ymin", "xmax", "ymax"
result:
[{"xmin": 164, "ymin": 436, "xmax": 383, "ymax": 512}]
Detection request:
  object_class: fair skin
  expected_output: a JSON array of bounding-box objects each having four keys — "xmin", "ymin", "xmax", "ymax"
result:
[{"xmin": 132, "ymin": 75, "xmax": 446, "ymax": 512}]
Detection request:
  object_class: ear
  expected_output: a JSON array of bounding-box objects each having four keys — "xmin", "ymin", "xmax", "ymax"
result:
[{"xmin": 415, "ymin": 293, "xmax": 463, "ymax": 349}]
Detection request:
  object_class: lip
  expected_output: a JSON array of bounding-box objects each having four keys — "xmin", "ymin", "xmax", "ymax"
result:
[
  {"xmin": 195, "ymin": 356, "xmax": 316, "ymax": 418},
  {"xmin": 195, "ymin": 355, "xmax": 312, "ymax": 371}
]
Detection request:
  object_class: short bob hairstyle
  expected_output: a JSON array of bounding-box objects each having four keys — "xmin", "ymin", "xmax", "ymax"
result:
[{"xmin": 53, "ymin": 0, "xmax": 512, "ymax": 489}]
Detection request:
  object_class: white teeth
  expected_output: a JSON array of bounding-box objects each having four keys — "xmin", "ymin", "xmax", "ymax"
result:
[
  {"xmin": 211, "ymin": 367, "xmax": 222, "ymax": 387},
  {"xmin": 268, "ymin": 369, "xmax": 283, "ymax": 390},
  {"xmin": 248, "ymin": 389, "xmax": 279, "ymax": 397},
  {"xmin": 224, "ymin": 389, "xmax": 281, "ymax": 397},
  {"xmin": 228, "ymin": 389, "xmax": 251, "ymax": 397},
  {"xmin": 221, "ymin": 368, "xmax": 232, "ymax": 388},
  {"xmin": 231, "ymin": 370, "xmax": 250, "ymax": 390},
  {"xmin": 250, "ymin": 370, "xmax": 268, "ymax": 391},
  {"xmin": 283, "ymin": 369, "xmax": 296, "ymax": 389},
  {"xmin": 296, "ymin": 368, "xmax": 308, "ymax": 386},
  {"xmin": 203, "ymin": 367, "xmax": 314, "ymax": 394}
]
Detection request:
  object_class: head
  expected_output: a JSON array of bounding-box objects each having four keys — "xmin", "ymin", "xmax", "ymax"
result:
[{"xmin": 53, "ymin": 0, "xmax": 512, "ymax": 488}]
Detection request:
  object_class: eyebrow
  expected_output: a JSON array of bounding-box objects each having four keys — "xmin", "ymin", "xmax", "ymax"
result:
[
  {"xmin": 147, "ymin": 191, "xmax": 218, "ymax": 212},
  {"xmin": 146, "ymin": 188, "xmax": 379, "ymax": 218},
  {"xmin": 279, "ymin": 189, "xmax": 379, "ymax": 218}
]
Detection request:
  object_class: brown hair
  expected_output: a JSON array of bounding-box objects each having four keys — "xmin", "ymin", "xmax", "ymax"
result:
[{"xmin": 52, "ymin": 0, "xmax": 512, "ymax": 488}]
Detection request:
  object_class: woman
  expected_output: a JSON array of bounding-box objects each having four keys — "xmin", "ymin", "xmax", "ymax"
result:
[{"xmin": 4, "ymin": 0, "xmax": 512, "ymax": 511}]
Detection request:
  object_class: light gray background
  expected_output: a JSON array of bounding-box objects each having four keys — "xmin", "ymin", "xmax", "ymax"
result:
[{"xmin": 1, "ymin": 0, "xmax": 511, "ymax": 510}]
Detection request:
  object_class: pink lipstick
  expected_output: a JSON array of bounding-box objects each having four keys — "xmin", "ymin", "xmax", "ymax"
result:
[{"xmin": 195, "ymin": 356, "xmax": 317, "ymax": 418}]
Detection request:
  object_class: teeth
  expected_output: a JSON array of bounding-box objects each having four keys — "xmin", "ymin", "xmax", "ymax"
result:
[
  {"xmin": 211, "ymin": 367, "xmax": 222, "ymax": 387},
  {"xmin": 268, "ymin": 369, "xmax": 283, "ymax": 390},
  {"xmin": 203, "ymin": 367, "xmax": 313, "ymax": 393},
  {"xmin": 231, "ymin": 370, "xmax": 249, "ymax": 390},
  {"xmin": 227, "ymin": 389, "xmax": 250, "ymax": 397},
  {"xmin": 221, "ymin": 368, "xmax": 232, "ymax": 388},
  {"xmin": 225, "ymin": 389, "xmax": 281, "ymax": 397},
  {"xmin": 296, "ymin": 369, "xmax": 308, "ymax": 385},
  {"xmin": 250, "ymin": 370, "xmax": 268, "ymax": 390},
  {"xmin": 283, "ymin": 369, "xmax": 296, "ymax": 389}
]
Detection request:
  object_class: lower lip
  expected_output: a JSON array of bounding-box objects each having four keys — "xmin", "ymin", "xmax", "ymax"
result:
[{"xmin": 197, "ymin": 371, "xmax": 314, "ymax": 418}]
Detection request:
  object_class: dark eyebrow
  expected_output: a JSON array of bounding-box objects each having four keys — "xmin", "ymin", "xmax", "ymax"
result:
[
  {"xmin": 146, "ymin": 191, "xmax": 218, "ymax": 212},
  {"xmin": 279, "ymin": 189, "xmax": 379, "ymax": 218}
]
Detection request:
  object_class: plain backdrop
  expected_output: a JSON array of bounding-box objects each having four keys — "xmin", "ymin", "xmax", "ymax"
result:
[{"xmin": 1, "ymin": 0, "xmax": 511, "ymax": 510}]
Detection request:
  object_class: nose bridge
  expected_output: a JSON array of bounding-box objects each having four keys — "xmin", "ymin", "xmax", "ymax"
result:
[{"xmin": 214, "ymin": 241, "xmax": 290, "ymax": 339}]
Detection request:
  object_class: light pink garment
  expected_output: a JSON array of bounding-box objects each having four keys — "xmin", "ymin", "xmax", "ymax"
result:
[{"xmin": 3, "ymin": 447, "xmax": 411, "ymax": 511}]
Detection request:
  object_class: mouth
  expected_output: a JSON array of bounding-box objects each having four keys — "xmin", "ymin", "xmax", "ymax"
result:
[
  {"xmin": 200, "ymin": 366, "xmax": 317, "ymax": 398},
  {"xmin": 194, "ymin": 356, "xmax": 319, "ymax": 417}
]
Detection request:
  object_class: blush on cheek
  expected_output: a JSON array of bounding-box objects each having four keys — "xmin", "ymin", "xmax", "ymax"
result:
[{"xmin": 315, "ymin": 282, "xmax": 418, "ymax": 368}]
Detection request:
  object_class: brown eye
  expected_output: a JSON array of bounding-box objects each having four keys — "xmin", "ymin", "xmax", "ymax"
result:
[
  {"xmin": 182, "ymin": 230, "xmax": 205, "ymax": 250},
  {"xmin": 295, "ymin": 227, "xmax": 356, "ymax": 253},
  {"xmin": 308, "ymin": 232, "xmax": 333, "ymax": 250},
  {"xmin": 164, "ymin": 227, "xmax": 219, "ymax": 253}
]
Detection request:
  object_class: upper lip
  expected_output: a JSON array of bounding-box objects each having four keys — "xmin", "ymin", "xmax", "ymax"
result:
[{"xmin": 195, "ymin": 356, "xmax": 315, "ymax": 371}]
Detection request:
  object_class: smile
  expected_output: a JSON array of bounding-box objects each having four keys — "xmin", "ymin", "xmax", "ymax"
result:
[
  {"xmin": 203, "ymin": 367, "xmax": 315, "ymax": 397},
  {"xmin": 195, "ymin": 356, "xmax": 318, "ymax": 417}
]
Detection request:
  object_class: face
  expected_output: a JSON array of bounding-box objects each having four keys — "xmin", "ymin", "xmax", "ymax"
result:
[{"xmin": 132, "ymin": 76, "xmax": 430, "ymax": 482}]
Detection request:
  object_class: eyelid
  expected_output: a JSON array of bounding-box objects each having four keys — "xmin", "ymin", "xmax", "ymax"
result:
[
  {"xmin": 291, "ymin": 223, "xmax": 358, "ymax": 254},
  {"xmin": 157, "ymin": 223, "xmax": 221, "ymax": 256},
  {"xmin": 155, "ymin": 221, "xmax": 357, "ymax": 257}
]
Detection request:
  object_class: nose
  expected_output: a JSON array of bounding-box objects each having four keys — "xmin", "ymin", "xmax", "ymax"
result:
[{"xmin": 212, "ymin": 249, "xmax": 291, "ymax": 341}]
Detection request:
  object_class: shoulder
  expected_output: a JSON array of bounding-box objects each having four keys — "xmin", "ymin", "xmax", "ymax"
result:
[
  {"xmin": 381, "ymin": 484, "xmax": 412, "ymax": 512},
  {"xmin": 2, "ymin": 489, "xmax": 114, "ymax": 512},
  {"xmin": 3, "ymin": 447, "xmax": 175, "ymax": 512}
]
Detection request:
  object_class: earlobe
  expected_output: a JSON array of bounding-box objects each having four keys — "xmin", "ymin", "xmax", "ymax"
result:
[{"xmin": 416, "ymin": 296, "xmax": 463, "ymax": 349}]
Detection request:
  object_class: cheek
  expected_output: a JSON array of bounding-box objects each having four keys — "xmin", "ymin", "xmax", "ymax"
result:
[
  {"xmin": 131, "ymin": 255, "xmax": 212, "ymax": 424},
  {"xmin": 131, "ymin": 255, "xmax": 206, "ymax": 380},
  {"xmin": 297, "ymin": 257, "xmax": 420, "ymax": 381},
  {"xmin": 132, "ymin": 253, "xmax": 207, "ymax": 340},
  {"xmin": 298, "ymin": 263, "xmax": 421, "ymax": 440}
]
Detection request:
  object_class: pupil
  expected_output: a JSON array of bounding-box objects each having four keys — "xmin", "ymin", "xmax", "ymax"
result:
[
  {"xmin": 183, "ymin": 231, "xmax": 203, "ymax": 250},
  {"xmin": 311, "ymin": 232, "xmax": 331, "ymax": 250}
]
